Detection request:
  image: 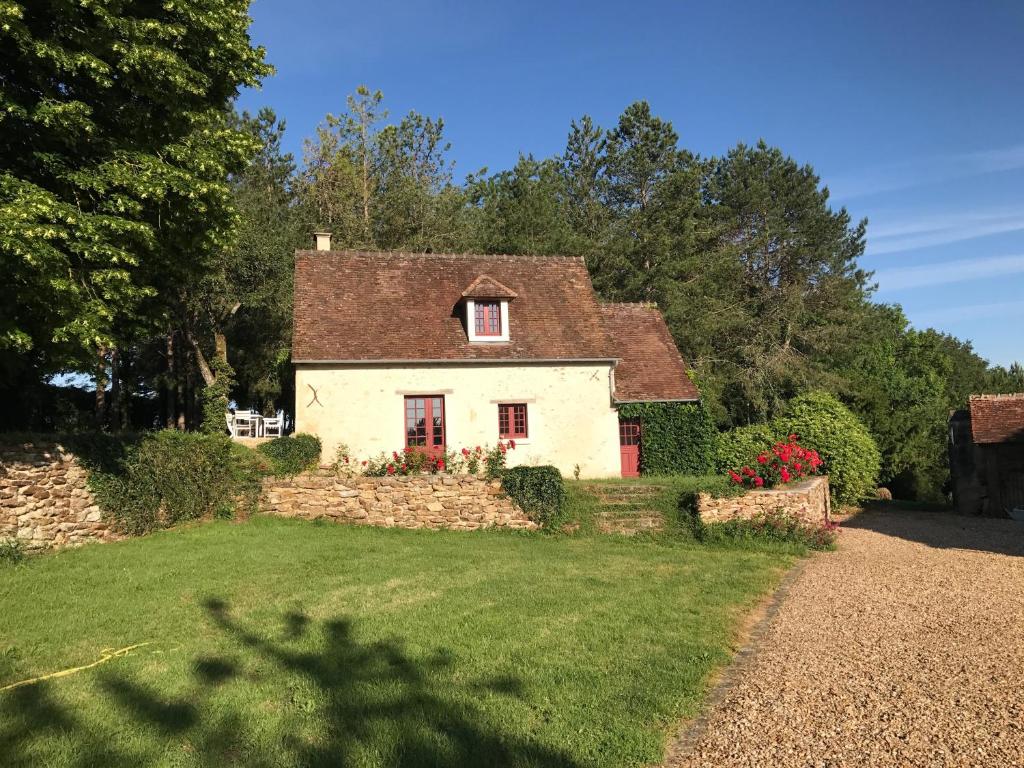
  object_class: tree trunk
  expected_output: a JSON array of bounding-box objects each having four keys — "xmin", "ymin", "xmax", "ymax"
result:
[
  {"xmin": 186, "ymin": 329, "xmax": 216, "ymax": 388},
  {"xmin": 109, "ymin": 347, "xmax": 122, "ymax": 430},
  {"xmin": 165, "ymin": 332, "xmax": 176, "ymax": 429},
  {"xmin": 94, "ymin": 347, "xmax": 108, "ymax": 427}
]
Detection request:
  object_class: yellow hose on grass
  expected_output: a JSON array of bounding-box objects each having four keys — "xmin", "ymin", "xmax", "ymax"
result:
[{"xmin": 0, "ymin": 642, "xmax": 155, "ymax": 693}]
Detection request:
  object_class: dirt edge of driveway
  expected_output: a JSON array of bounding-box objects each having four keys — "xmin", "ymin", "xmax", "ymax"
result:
[{"xmin": 659, "ymin": 555, "xmax": 814, "ymax": 766}]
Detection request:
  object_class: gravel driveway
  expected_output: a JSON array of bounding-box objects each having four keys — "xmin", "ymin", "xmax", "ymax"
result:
[{"xmin": 668, "ymin": 509, "xmax": 1024, "ymax": 768}]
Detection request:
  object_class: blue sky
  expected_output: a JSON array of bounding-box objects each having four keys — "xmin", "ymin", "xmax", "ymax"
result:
[{"xmin": 237, "ymin": 0, "xmax": 1024, "ymax": 367}]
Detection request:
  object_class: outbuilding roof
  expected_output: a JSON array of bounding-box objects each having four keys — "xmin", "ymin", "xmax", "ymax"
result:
[{"xmin": 969, "ymin": 393, "xmax": 1024, "ymax": 444}]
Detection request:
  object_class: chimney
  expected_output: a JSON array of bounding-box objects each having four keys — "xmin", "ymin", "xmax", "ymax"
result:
[{"xmin": 313, "ymin": 231, "xmax": 332, "ymax": 251}]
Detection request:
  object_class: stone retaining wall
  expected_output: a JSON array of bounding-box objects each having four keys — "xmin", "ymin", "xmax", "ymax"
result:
[
  {"xmin": 0, "ymin": 443, "xmax": 119, "ymax": 550},
  {"xmin": 697, "ymin": 476, "xmax": 831, "ymax": 525},
  {"xmin": 261, "ymin": 473, "xmax": 539, "ymax": 531}
]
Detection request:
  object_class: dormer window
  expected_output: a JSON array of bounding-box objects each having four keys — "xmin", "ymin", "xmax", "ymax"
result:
[
  {"xmin": 474, "ymin": 301, "xmax": 502, "ymax": 336},
  {"xmin": 462, "ymin": 274, "xmax": 517, "ymax": 344}
]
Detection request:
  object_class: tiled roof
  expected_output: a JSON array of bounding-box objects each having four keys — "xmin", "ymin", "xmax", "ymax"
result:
[
  {"xmin": 293, "ymin": 251, "xmax": 615, "ymax": 362},
  {"xmin": 461, "ymin": 275, "xmax": 518, "ymax": 299},
  {"xmin": 599, "ymin": 303, "xmax": 700, "ymax": 402},
  {"xmin": 969, "ymin": 393, "xmax": 1024, "ymax": 444}
]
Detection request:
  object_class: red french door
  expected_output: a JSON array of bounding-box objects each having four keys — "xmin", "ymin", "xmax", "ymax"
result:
[
  {"xmin": 619, "ymin": 418, "xmax": 641, "ymax": 478},
  {"xmin": 405, "ymin": 396, "xmax": 446, "ymax": 457}
]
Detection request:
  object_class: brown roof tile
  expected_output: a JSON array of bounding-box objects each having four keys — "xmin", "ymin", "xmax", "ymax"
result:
[
  {"xmin": 969, "ymin": 393, "xmax": 1024, "ymax": 444},
  {"xmin": 293, "ymin": 251, "xmax": 615, "ymax": 362},
  {"xmin": 600, "ymin": 303, "xmax": 700, "ymax": 402},
  {"xmin": 461, "ymin": 274, "xmax": 518, "ymax": 299}
]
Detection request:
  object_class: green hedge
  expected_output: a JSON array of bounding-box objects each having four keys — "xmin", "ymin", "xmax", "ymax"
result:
[
  {"xmin": 714, "ymin": 423, "xmax": 779, "ymax": 473},
  {"xmin": 70, "ymin": 431, "xmax": 262, "ymax": 535},
  {"xmin": 714, "ymin": 391, "xmax": 881, "ymax": 506},
  {"xmin": 779, "ymin": 391, "xmax": 880, "ymax": 506},
  {"xmin": 501, "ymin": 466, "xmax": 565, "ymax": 526},
  {"xmin": 617, "ymin": 402, "xmax": 717, "ymax": 475},
  {"xmin": 257, "ymin": 433, "xmax": 322, "ymax": 476}
]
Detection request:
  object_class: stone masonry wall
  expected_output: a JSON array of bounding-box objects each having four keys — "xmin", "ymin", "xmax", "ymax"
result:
[
  {"xmin": 0, "ymin": 443, "xmax": 120, "ymax": 550},
  {"xmin": 697, "ymin": 476, "xmax": 831, "ymax": 525},
  {"xmin": 262, "ymin": 472, "xmax": 539, "ymax": 531}
]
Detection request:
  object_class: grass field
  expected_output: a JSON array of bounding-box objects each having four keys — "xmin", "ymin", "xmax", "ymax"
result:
[{"xmin": 0, "ymin": 513, "xmax": 797, "ymax": 767}]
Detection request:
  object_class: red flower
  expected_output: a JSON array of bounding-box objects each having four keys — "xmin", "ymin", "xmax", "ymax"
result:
[
  {"xmin": 794, "ymin": 462, "xmax": 802, "ymax": 471},
  {"xmin": 757, "ymin": 454, "xmax": 767, "ymax": 464},
  {"xmin": 386, "ymin": 465, "xmax": 395, "ymax": 475},
  {"xmin": 401, "ymin": 463, "xmax": 407, "ymax": 471},
  {"xmin": 499, "ymin": 443, "xmax": 507, "ymax": 453},
  {"xmin": 742, "ymin": 466, "xmax": 755, "ymax": 477},
  {"xmin": 436, "ymin": 460, "xmax": 445, "ymax": 471},
  {"xmin": 780, "ymin": 467, "xmax": 791, "ymax": 483},
  {"xmin": 508, "ymin": 440, "xmax": 516, "ymax": 449},
  {"xmin": 392, "ymin": 451, "xmax": 400, "ymax": 460},
  {"xmin": 754, "ymin": 476, "xmax": 765, "ymax": 487},
  {"xmin": 361, "ymin": 460, "xmax": 367, "ymax": 466},
  {"xmin": 728, "ymin": 470, "xmax": 742, "ymax": 484},
  {"xmin": 461, "ymin": 448, "xmax": 470, "ymax": 456},
  {"xmin": 475, "ymin": 446, "xmax": 482, "ymax": 452}
]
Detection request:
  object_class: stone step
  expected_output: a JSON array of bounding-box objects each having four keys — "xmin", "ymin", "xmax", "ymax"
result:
[{"xmin": 595, "ymin": 508, "xmax": 665, "ymax": 535}]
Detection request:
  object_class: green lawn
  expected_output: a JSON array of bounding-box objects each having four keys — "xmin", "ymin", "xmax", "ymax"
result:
[{"xmin": 1, "ymin": 515, "xmax": 796, "ymax": 767}]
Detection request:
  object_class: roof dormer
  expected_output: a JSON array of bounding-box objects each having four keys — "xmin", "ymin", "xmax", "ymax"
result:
[{"xmin": 462, "ymin": 275, "xmax": 516, "ymax": 343}]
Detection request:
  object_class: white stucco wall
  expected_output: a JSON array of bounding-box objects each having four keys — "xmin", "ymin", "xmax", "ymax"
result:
[{"xmin": 295, "ymin": 362, "xmax": 622, "ymax": 478}]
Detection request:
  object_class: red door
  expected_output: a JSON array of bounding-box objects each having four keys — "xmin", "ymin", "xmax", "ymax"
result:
[
  {"xmin": 619, "ymin": 418, "xmax": 641, "ymax": 477},
  {"xmin": 405, "ymin": 396, "xmax": 446, "ymax": 457}
]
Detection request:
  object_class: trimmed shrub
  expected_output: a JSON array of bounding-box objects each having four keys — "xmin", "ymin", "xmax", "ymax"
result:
[
  {"xmin": 779, "ymin": 391, "xmax": 880, "ymax": 506},
  {"xmin": 76, "ymin": 431, "xmax": 262, "ymax": 535},
  {"xmin": 617, "ymin": 402, "xmax": 717, "ymax": 475},
  {"xmin": 715, "ymin": 422, "xmax": 781, "ymax": 473},
  {"xmin": 501, "ymin": 466, "xmax": 565, "ymax": 526},
  {"xmin": 257, "ymin": 433, "xmax": 322, "ymax": 476}
]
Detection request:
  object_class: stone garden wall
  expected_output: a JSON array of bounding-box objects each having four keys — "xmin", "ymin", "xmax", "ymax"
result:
[
  {"xmin": 0, "ymin": 443, "xmax": 120, "ymax": 550},
  {"xmin": 697, "ymin": 476, "xmax": 831, "ymax": 525},
  {"xmin": 261, "ymin": 473, "xmax": 538, "ymax": 531}
]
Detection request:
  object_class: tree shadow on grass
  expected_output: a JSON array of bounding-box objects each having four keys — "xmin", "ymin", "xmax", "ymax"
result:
[{"xmin": 0, "ymin": 598, "xmax": 581, "ymax": 767}]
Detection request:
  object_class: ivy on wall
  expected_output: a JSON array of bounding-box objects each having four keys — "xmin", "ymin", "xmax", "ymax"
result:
[{"xmin": 617, "ymin": 401, "xmax": 717, "ymax": 476}]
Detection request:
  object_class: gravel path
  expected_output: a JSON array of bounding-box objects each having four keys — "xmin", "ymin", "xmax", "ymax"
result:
[{"xmin": 668, "ymin": 509, "xmax": 1024, "ymax": 768}]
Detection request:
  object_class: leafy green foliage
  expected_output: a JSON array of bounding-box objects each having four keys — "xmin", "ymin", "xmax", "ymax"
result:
[
  {"xmin": 257, "ymin": 433, "xmax": 322, "ymax": 476},
  {"xmin": 715, "ymin": 423, "xmax": 781, "ymax": 473},
  {"xmin": 697, "ymin": 509, "xmax": 838, "ymax": 551},
  {"xmin": 780, "ymin": 392, "xmax": 881, "ymax": 506},
  {"xmin": 0, "ymin": 538, "xmax": 25, "ymax": 566},
  {"xmin": 0, "ymin": 0, "xmax": 269, "ymax": 377},
  {"xmin": 74, "ymin": 431, "xmax": 262, "ymax": 535},
  {"xmin": 501, "ymin": 466, "xmax": 566, "ymax": 526},
  {"xmin": 617, "ymin": 402, "xmax": 717, "ymax": 475}
]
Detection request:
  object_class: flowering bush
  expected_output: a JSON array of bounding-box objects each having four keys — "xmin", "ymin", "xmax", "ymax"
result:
[
  {"xmin": 355, "ymin": 441, "xmax": 515, "ymax": 478},
  {"xmin": 727, "ymin": 435, "xmax": 822, "ymax": 490}
]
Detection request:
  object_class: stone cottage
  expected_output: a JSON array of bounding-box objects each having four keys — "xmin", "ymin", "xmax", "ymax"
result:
[{"xmin": 291, "ymin": 236, "xmax": 699, "ymax": 478}]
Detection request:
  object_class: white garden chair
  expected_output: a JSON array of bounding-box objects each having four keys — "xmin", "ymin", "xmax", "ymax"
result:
[
  {"xmin": 262, "ymin": 415, "xmax": 283, "ymax": 437},
  {"xmin": 233, "ymin": 410, "xmax": 255, "ymax": 438}
]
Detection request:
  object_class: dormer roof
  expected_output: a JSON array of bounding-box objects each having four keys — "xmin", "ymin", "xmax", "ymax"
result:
[{"xmin": 461, "ymin": 274, "xmax": 518, "ymax": 300}]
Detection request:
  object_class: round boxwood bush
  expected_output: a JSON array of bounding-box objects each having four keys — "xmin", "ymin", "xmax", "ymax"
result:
[
  {"xmin": 714, "ymin": 422, "xmax": 780, "ymax": 473},
  {"xmin": 257, "ymin": 433, "xmax": 322, "ymax": 476},
  {"xmin": 501, "ymin": 465, "xmax": 565, "ymax": 526},
  {"xmin": 779, "ymin": 391, "xmax": 880, "ymax": 506}
]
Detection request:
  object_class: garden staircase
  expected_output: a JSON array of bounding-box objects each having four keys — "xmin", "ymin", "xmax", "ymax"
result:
[{"xmin": 581, "ymin": 483, "xmax": 670, "ymax": 535}]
